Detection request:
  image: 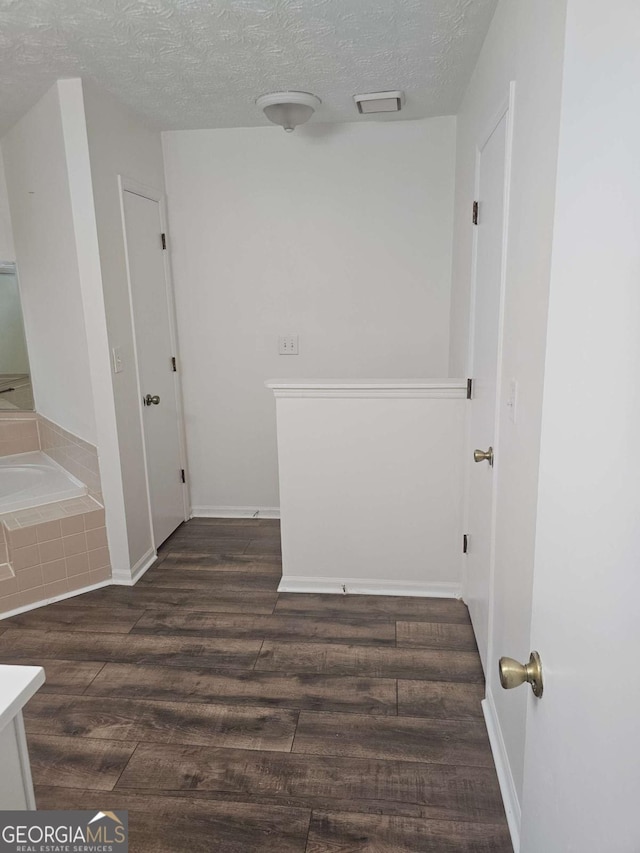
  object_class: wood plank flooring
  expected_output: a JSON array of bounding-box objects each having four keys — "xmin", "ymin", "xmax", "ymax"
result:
[{"xmin": 0, "ymin": 518, "xmax": 511, "ymax": 852}]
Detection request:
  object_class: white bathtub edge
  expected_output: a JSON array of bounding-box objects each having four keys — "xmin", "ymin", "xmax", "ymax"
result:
[
  {"xmin": 39, "ymin": 452, "xmax": 86, "ymax": 489},
  {"xmin": 0, "ymin": 579, "xmax": 112, "ymax": 621},
  {"xmin": 0, "ymin": 450, "xmax": 88, "ymax": 514}
]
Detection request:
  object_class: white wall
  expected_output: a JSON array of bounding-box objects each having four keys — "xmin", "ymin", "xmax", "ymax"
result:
[
  {"xmin": 163, "ymin": 118, "xmax": 457, "ymax": 512},
  {"xmin": 82, "ymin": 80, "xmax": 167, "ymax": 570},
  {"xmin": 450, "ymin": 0, "xmax": 568, "ymax": 819},
  {"xmin": 0, "ymin": 153, "xmax": 15, "ymax": 260},
  {"xmin": 56, "ymin": 78, "xmax": 132, "ymax": 581},
  {"xmin": 2, "ymin": 83, "xmax": 97, "ymax": 442}
]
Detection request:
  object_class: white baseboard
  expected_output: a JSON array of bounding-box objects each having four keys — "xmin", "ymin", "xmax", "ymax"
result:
[
  {"xmin": 0, "ymin": 580, "xmax": 111, "ymax": 621},
  {"xmin": 277, "ymin": 576, "xmax": 461, "ymax": 598},
  {"xmin": 191, "ymin": 506, "xmax": 280, "ymax": 519},
  {"xmin": 482, "ymin": 691, "xmax": 521, "ymax": 852},
  {"xmin": 111, "ymin": 548, "xmax": 157, "ymax": 586}
]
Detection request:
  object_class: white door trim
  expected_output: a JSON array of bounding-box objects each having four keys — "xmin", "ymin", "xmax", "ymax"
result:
[
  {"xmin": 462, "ymin": 82, "xmax": 516, "ymax": 663},
  {"xmin": 462, "ymin": 82, "xmax": 519, "ymax": 845},
  {"xmin": 117, "ymin": 176, "xmax": 190, "ymax": 552}
]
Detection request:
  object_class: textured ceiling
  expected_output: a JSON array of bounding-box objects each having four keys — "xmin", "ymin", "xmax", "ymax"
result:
[{"xmin": 0, "ymin": 0, "xmax": 497, "ymax": 134}]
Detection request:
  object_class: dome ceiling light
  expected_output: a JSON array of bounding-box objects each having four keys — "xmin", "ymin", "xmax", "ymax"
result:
[{"xmin": 256, "ymin": 91, "xmax": 321, "ymax": 132}]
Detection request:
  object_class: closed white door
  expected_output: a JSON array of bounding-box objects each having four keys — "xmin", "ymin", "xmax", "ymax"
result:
[
  {"xmin": 123, "ymin": 188, "xmax": 186, "ymax": 547},
  {"xmin": 464, "ymin": 110, "xmax": 508, "ymax": 672}
]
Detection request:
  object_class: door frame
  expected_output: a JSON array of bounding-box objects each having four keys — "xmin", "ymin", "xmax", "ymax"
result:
[
  {"xmin": 118, "ymin": 175, "xmax": 190, "ymax": 549},
  {"xmin": 462, "ymin": 83, "xmax": 516, "ymax": 675}
]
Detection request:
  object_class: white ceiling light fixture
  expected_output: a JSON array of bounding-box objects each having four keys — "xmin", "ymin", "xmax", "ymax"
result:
[
  {"xmin": 256, "ymin": 91, "xmax": 321, "ymax": 132},
  {"xmin": 354, "ymin": 91, "xmax": 405, "ymax": 114}
]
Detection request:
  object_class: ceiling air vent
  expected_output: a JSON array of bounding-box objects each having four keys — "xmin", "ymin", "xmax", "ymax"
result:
[{"xmin": 353, "ymin": 91, "xmax": 405, "ymax": 114}]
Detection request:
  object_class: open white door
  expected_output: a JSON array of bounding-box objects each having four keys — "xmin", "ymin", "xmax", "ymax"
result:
[
  {"xmin": 121, "ymin": 182, "xmax": 187, "ymax": 548},
  {"xmin": 464, "ymin": 102, "xmax": 510, "ymax": 672},
  {"xmin": 515, "ymin": 4, "xmax": 640, "ymax": 849}
]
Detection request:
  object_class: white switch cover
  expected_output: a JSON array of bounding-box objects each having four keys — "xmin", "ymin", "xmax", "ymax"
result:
[
  {"xmin": 112, "ymin": 346, "xmax": 124, "ymax": 374},
  {"xmin": 279, "ymin": 335, "xmax": 299, "ymax": 355},
  {"xmin": 507, "ymin": 379, "xmax": 518, "ymax": 423}
]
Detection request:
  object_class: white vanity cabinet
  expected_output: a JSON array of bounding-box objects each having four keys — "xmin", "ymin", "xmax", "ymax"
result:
[{"xmin": 0, "ymin": 665, "xmax": 45, "ymax": 809}]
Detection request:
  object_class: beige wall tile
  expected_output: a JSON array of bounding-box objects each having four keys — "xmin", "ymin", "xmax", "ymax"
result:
[
  {"xmin": 38, "ymin": 539, "xmax": 64, "ymax": 564},
  {"xmin": 67, "ymin": 572, "xmax": 93, "ymax": 594},
  {"xmin": 19, "ymin": 586, "xmax": 46, "ymax": 607},
  {"xmin": 60, "ymin": 515, "xmax": 84, "ymax": 536},
  {"xmin": 83, "ymin": 509, "xmax": 106, "ymax": 530},
  {"xmin": 37, "ymin": 415, "xmax": 102, "ymax": 502},
  {"xmin": 12, "ymin": 543, "xmax": 40, "ymax": 571},
  {"xmin": 36, "ymin": 520, "xmax": 63, "ymax": 543},
  {"xmin": 0, "ymin": 477, "xmax": 111, "ymax": 616},
  {"xmin": 41, "ymin": 559, "xmax": 67, "ymax": 583},
  {"xmin": 43, "ymin": 578, "xmax": 69, "ymax": 599},
  {"xmin": 66, "ymin": 552, "xmax": 90, "ymax": 577},
  {"xmin": 0, "ymin": 576, "xmax": 19, "ymax": 597},
  {"xmin": 85, "ymin": 527, "xmax": 108, "ymax": 551},
  {"xmin": 8, "ymin": 526, "xmax": 38, "ymax": 549},
  {"xmin": 0, "ymin": 593, "xmax": 23, "ymax": 615},
  {"xmin": 18, "ymin": 565, "xmax": 43, "ymax": 591},
  {"xmin": 90, "ymin": 566, "xmax": 111, "ymax": 584},
  {"xmin": 0, "ymin": 419, "xmax": 39, "ymax": 457},
  {"xmin": 88, "ymin": 547, "xmax": 110, "ymax": 570},
  {"xmin": 63, "ymin": 532, "xmax": 87, "ymax": 557}
]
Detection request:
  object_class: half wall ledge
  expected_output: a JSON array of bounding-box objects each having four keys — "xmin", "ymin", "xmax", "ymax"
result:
[{"xmin": 267, "ymin": 379, "xmax": 467, "ymax": 597}]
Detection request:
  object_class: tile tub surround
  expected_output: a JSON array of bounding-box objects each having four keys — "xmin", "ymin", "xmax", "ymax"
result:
[
  {"xmin": 0, "ymin": 414, "xmax": 112, "ymax": 617},
  {"xmin": 0, "ymin": 414, "xmax": 101, "ymax": 502},
  {"xmin": 37, "ymin": 416, "xmax": 102, "ymax": 502},
  {"xmin": 0, "ymin": 452, "xmax": 88, "ymax": 513},
  {"xmin": 0, "ymin": 414, "xmax": 39, "ymax": 457},
  {"xmin": 0, "ymin": 503, "xmax": 111, "ymax": 617}
]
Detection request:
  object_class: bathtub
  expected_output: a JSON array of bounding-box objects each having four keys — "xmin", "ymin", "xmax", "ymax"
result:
[{"xmin": 0, "ymin": 451, "xmax": 88, "ymax": 513}]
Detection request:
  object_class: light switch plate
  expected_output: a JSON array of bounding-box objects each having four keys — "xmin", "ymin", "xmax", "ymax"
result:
[{"xmin": 279, "ymin": 335, "xmax": 299, "ymax": 355}]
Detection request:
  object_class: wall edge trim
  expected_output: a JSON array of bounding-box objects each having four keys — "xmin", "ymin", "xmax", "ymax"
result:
[
  {"xmin": 111, "ymin": 547, "xmax": 157, "ymax": 586},
  {"xmin": 277, "ymin": 576, "xmax": 461, "ymax": 598},
  {"xmin": 192, "ymin": 506, "xmax": 281, "ymax": 519},
  {"xmin": 482, "ymin": 690, "xmax": 521, "ymax": 852},
  {"xmin": 0, "ymin": 580, "xmax": 111, "ymax": 621}
]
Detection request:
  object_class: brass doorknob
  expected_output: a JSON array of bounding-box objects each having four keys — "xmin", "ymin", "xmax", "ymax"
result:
[
  {"xmin": 144, "ymin": 394, "xmax": 160, "ymax": 406},
  {"xmin": 473, "ymin": 446, "xmax": 494, "ymax": 466},
  {"xmin": 499, "ymin": 651, "xmax": 543, "ymax": 698}
]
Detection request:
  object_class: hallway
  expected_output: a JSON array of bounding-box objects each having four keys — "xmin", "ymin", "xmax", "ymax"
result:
[{"xmin": 0, "ymin": 519, "xmax": 511, "ymax": 851}]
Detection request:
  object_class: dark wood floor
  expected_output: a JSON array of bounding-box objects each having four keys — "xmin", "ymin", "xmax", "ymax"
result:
[{"xmin": 0, "ymin": 519, "xmax": 511, "ymax": 852}]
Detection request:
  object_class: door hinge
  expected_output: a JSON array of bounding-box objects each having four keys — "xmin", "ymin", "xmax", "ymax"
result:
[
  {"xmin": 171, "ymin": 356, "xmax": 177, "ymax": 372},
  {"xmin": 472, "ymin": 201, "xmax": 479, "ymax": 225},
  {"xmin": 161, "ymin": 233, "xmax": 167, "ymax": 250},
  {"xmin": 180, "ymin": 468, "xmax": 186, "ymax": 484},
  {"xmin": 463, "ymin": 534, "xmax": 469, "ymax": 554},
  {"xmin": 466, "ymin": 378, "xmax": 473, "ymax": 399}
]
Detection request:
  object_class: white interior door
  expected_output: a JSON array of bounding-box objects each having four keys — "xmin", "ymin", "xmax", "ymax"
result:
[
  {"xmin": 464, "ymin": 109, "xmax": 508, "ymax": 672},
  {"xmin": 517, "ymin": 4, "xmax": 640, "ymax": 848},
  {"xmin": 123, "ymin": 188, "xmax": 186, "ymax": 548}
]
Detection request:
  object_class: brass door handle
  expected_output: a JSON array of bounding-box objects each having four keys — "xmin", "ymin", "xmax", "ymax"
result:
[
  {"xmin": 473, "ymin": 446, "xmax": 494, "ymax": 466},
  {"xmin": 499, "ymin": 651, "xmax": 543, "ymax": 698},
  {"xmin": 143, "ymin": 394, "xmax": 160, "ymax": 406}
]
